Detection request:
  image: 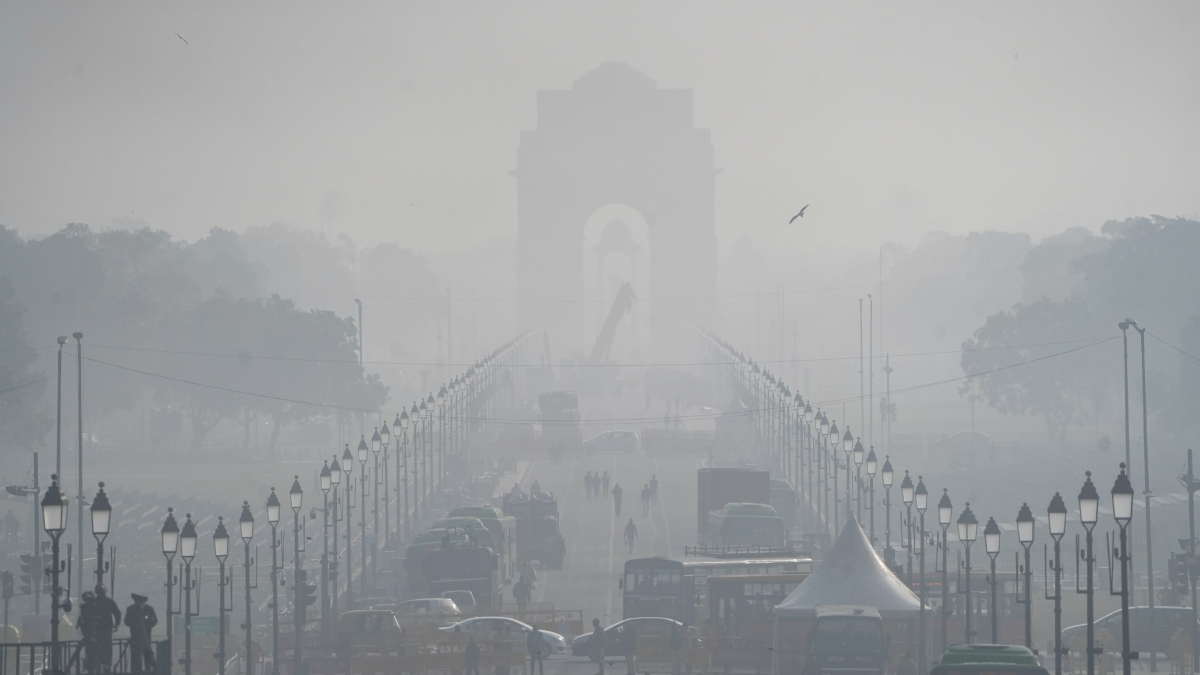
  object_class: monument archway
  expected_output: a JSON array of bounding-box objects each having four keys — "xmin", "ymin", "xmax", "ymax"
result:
[{"xmin": 514, "ymin": 62, "xmax": 717, "ymax": 354}]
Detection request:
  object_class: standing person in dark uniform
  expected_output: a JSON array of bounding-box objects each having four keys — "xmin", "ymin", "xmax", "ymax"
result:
[
  {"xmin": 465, "ymin": 636, "xmax": 481, "ymax": 675},
  {"xmin": 78, "ymin": 591, "xmax": 98, "ymax": 673},
  {"xmin": 649, "ymin": 475, "xmax": 659, "ymax": 505},
  {"xmin": 589, "ymin": 618, "xmax": 607, "ymax": 675},
  {"xmin": 92, "ymin": 585, "xmax": 122, "ymax": 673},
  {"xmin": 124, "ymin": 593, "xmax": 158, "ymax": 675}
]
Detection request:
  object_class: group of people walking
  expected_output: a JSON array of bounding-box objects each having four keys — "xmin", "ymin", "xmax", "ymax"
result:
[
  {"xmin": 583, "ymin": 470, "xmax": 610, "ymax": 500},
  {"xmin": 76, "ymin": 585, "xmax": 158, "ymax": 674}
]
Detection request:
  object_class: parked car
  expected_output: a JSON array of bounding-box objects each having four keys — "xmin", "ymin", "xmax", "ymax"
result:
[
  {"xmin": 441, "ymin": 590, "xmax": 477, "ymax": 612},
  {"xmin": 439, "ymin": 617, "xmax": 568, "ymax": 654},
  {"xmin": 1061, "ymin": 606, "xmax": 1199, "ymax": 654},
  {"xmin": 571, "ymin": 617, "xmax": 683, "ymax": 657},
  {"xmin": 583, "ymin": 431, "xmax": 639, "ymax": 453}
]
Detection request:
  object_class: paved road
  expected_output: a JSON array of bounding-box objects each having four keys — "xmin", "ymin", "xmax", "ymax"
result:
[{"xmin": 515, "ymin": 451, "xmax": 705, "ymax": 628}]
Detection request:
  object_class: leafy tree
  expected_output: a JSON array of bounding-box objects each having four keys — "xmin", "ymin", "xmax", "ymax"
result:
[{"xmin": 0, "ymin": 277, "xmax": 50, "ymax": 457}]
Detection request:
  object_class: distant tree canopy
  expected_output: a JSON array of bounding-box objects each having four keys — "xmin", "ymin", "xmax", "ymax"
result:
[
  {"xmin": 0, "ymin": 222, "xmax": 443, "ymax": 462},
  {"xmin": 962, "ymin": 215, "xmax": 1200, "ymax": 444}
]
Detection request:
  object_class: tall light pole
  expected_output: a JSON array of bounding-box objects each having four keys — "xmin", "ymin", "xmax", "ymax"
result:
[
  {"xmin": 427, "ymin": 393, "xmax": 437, "ymax": 490},
  {"xmin": 41, "ymin": 475, "xmax": 69, "ymax": 675},
  {"xmin": 289, "ymin": 476, "xmax": 303, "ymax": 675},
  {"xmin": 73, "ymin": 332, "xmax": 84, "ymax": 600},
  {"xmin": 1111, "ymin": 465, "xmax": 1135, "ymax": 675},
  {"xmin": 265, "ymin": 488, "xmax": 281, "ymax": 675},
  {"xmin": 319, "ymin": 461, "xmax": 332, "ymax": 635},
  {"xmin": 438, "ymin": 386, "xmax": 447, "ymax": 483},
  {"xmin": 90, "ymin": 482, "xmax": 112, "ymax": 589},
  {"xmin": 180, "ymin": 513, "xmax": 199, "ymax": 675},
  {"xmin": 380, "ymin": 420, "xmax": 391, "ymax": 549},
  {"xmin": 161, "ymin": 509, "xmax": 179, "ymax": 658},
  {"xmin": 914, "ymin": 477, "xmax": 928, "ymax": 671},
  {"xmin": 984, "ymin": 516, "xmax": 1001, "ymax": 644},
  {"xmin": 853, "ymin": 439, "xmax": 865, "ymax": 523},
  {"xmin": 937, "ymin": 490, "xmax": 952, "ymax": 654},
  {"xmin": 357, "ymin": 436, "xmax": 369, "ymax": 596},
  {"xmin": 1077, "ymin": 472, "xmax": 1100, "ymax": 675},
  {"xmin": 901, "ymin": 471, "xmax": 914, "ymax": 587},
  {"xmin": 830, "ymin": 421, "xmax": 840, "ymax": 533},
  {"xmin": 957, "ymin": 503, "xmax": 978, "ymax": 644},
  {"xmin": 1047, "ymin": 493, "xmax": 1068, "ymax": 675},
  {"xmin": 866, "ymin": 449, "xmax": 878, "ymax": 544},
  {"xmin": 842, "ymin": 427, "xmax": 854, "ymax": 524},
  {"xmin": 238, "ymin": 502, "xmax": 255, "ymax": 675},
  {"xmin": 1124, "ymin": 319, "xmax": 1156, "ymax": 672},
  {"xmin": 213, "ymin": 517, "xmax": 230, "ymax": 675},
  {"xmin": 1016, "ymin": 503, "xmax": 1035, "ymax": 649}
]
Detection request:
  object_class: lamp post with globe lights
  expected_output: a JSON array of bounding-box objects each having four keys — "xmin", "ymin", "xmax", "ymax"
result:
[
  {"xmin": 41, "ymin": 476, "xmax": 70, "ymax": 675},
  {"xmin": 266, "ymin": 488, "xmax": 281, "ymax": 675},
  {"xmin": 957, "ymin": 503, "xmax": 979, "ymax": 644},
  {"xmin": 398, "ymin": 410, "xmax": 410, "ymax": 539},
  {"xmin": 213, "ymin": 517, "xmax": 230, "ymax": 675},
  {"xmin": 853, "ymin": 439, "xmax": 865, "ymax": 522},
  {"xmin": 842, "ymin": 427, "xmax": 854, "ymax": 523},
  {"xmin": 1076, "ymin": 472, "xmax": 1100, "ymax": 675},
  {"xmin": 1046, "ymin": 493, "xmax": 1068, "ymax": 675},
  {"xmin": 329, "ymin": 457, "xmax": 342, "ymax": 616},
  {"xmin": 379, "ymin": 420, "xmax": 391, "ymax": 548},
  {"xmin": 161, "ymin": 509, "xmax": 180, "ymax": 653},
  {"xmin": 804, "ymin": 402, "xmax": 814, "ymax": 515},
  {"xmin": 829, "ymin": 421, "xmax": 840, "ymax": 533},
  {"xmin": 984, "ymin": 516, "xmax": 1002, "ymax": 644},
  {"xmin": 438, "ymin": 386, "xmax": 447, "ymax": 483},
  {"xmin": 319, "ymin": 461, "xmax": 332, "ymax": 634},
  {"xmin": 915, "ymin": 477, "xmax": 929, "ymax": 672},
  {"xmin": 340, "ymin": 444, "xmax": 354, "ymax": 606},
  {"xmin": 238, "ymin": 502, "xmax": 255, "ymax": 675},
  {"xmin": 901, "ymin": 471, "xmax": 915, "ymax": 587},
  {"xmin": 180, "ymin": 513, "xmax": 199, "ymax": 675},
  {"xmin": 289, "ymin": 476, "xmax": 304, "ymax": 675},
  {"xmin": 1110, "ymin": 465, "xmax": 1135, "ymax": 675},
  {"xmin": 937, "ymin": 490, "xmax": 953, "ymax": 653},
  {"xmin": 866, "ymin": 448, "xmax": 878, "ymax": 544},
  {"xmin": 882, "ymin": 457, "xmax": 894, "ymax": 565},
  {"xmin": 1016, "ymin": 503, "xmax": 1035, "ymax": 649},
  {"xmin": 90, "ymin": 482, "xmax": 112, "ymax": 590},
  {"xmin": 357, "ymin": 437, "xmax": 369, "ymax": 595},
  {"xmin": 369, "ymin": 429, "xmax": 381, "ymax": 581},
  {"xmin": 426, "ymin": 393, "xmax": 437, "ymax": 489}
]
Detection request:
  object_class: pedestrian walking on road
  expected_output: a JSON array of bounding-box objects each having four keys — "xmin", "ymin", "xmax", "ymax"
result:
[
  {"xmin": 602, "ymin": 471, "xmax": 611, "ymax": 496},
  {"xmin": 641, "ymin": 484, "xmax": 652, "ymax": 516},
  {"xmin": 611, "ymin": 483, "xmax": 623, "ymax": 516},
  {"xmin": 527, "ymin": 625, "xmax": 549, "ymax": 675},
  {"xmin": 513, "ymin": 578, "xmax": 531, "ymax": 614},
  {"xmin": 465, "ymin": 636, "xmax": 481, "ymax": 675},
  {"xmin": 585, "ymin": 471, "xmax": 595, "ymax": 499},
  {"xmin": 649, "ymin": 475, "xmax": 659, "ymax": 505},
  {"xmin": 590, "ymin": 618, "xmax": 607, "ymax": 675},
  {"xmin": 623, "ymin": 518, "xmax": 638, "ymax": 554}
]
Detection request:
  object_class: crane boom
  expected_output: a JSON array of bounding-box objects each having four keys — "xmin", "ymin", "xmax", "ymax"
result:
[{"xmin": 588, "ymin": 282, "xmax": 635, "ymax": 364}]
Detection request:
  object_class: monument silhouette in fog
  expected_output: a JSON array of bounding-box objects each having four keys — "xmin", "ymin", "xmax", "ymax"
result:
[{"xmin": 514, "ymin": 63, "xmax": 717, "ymax": 354}]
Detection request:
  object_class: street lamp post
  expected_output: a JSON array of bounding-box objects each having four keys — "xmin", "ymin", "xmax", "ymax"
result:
[
  {"xmin": 90, "ymin": 482, "xmax": 112, "ymax": 590},
  {"xmin": 357, "ymin": 437, "xmax": 369, "ymax": 596},
  {"xmin": 180, "ymin": 513, "xmax": 199, "ymax": 675},
  {"xmin": 866, "ymin": 449, "xmax": 878, "ymax": 544},
  {"xmin": 1124, "ymin": 319, "xmax": 1157, "ymax": 673},
  {"xmin": 830, "ymin": 421, "xmax": 840, "ymax": 533},
  {"xmin": 938, "ymin": 490, "xmax": 953, "ymax": 654},
  {"xmin": 162, "ymin": 509, "xmax": 179, "ymax": 658},
  {"xmin": 329, "ymin": 458, "xmax": 342, "ymax": 617},
  {"xmin": 915, "ymin": 477, "xmax": 928, "ymax": 671},
  {"xmin": 319, "ymin": 461, "xmax": 332, "ymax": 635},
  {"xmin": 289, "ymin": 476, "xmax": 304, "ymax": 675},
  {"xmin": 238, "ymin": 502, "xmax": 255, "ymax": 675},
  {"xmin": 41, "ymin": 475, "xmax": 70, "ymax": 675},
  {"xmin": 1047, "ymin": 493, "xmax": 1068, "ymax": 675},
  {"xmin": 266, "ymin": 488, "xmax": 281, "ymax": 675},
  {"xmin": 1016, "ymin": 503, "xmax": 1035, "ymax": 649},
  {"xmin": 213, "ymin": 517, "xmax": 230, "ymax": 675},
  {"xmin": 411, "ymin": 403, "xmax": 421, "ymax": 520},
  {"xmin": 438, "ymin": 386, "xmax": 447, "ymax": 483},
  {"xmin": 341, "ymin": 444, "xmax": 354, "ymax": 608},
  {"xmin": 853, "ymin": 440, "xmax": 865, "ymax": 523},
  {"xmin": 957, "ymin": 503, "xmax": 979, "ymax": 644},
  {"xmin": 901, "ymin": 471, "xmax": 915, "ymax": 587},
  {"xmin": 882, "ymin": 457, "xmax": 894, "ymax": 566},
  {"xmin": 842, "ymin": 427, "xmax": 854, "ymax": 524},
  {"xmin": 1076, "ymin": 472, "xmax": 1100, "ymax": 675},
  {"xmin": 380, "ymin": 421, "xmax": 391, "ymax": 549},
  {"xmin": 397, "ymin": 411, "xmax": 410, "ymax": 541},
  {"xmin": 1111, "ymin": 465, "xmax": 1135, "ymax": 675},
  {"xmin": 370, "ymin": 428, "xmax": 382, "ymax": 582},
  {"xmin": 984, "ymin": 517, "xmax": 1001, "ymax": 644}
]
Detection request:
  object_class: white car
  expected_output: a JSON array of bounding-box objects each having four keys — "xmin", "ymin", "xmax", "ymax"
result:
[{"xmin": 438, "ymin": 617, "xmax": 568, "ymax": 654}]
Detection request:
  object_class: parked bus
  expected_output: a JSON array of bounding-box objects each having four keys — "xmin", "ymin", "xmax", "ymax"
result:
[
  {"xmin": 707, "ymin": 503, "xmax": 787, "ymax": 547},
  {"xmin": 804, "ymin": 606, "xmax": 888, "ymax": 675},
  {"xmin": 707, "ymin": 573, "xmax": 809, "ymax": 672},
  {"xmin": 622, "ymin": 556, "xmax": 812, "ymax": 622}
]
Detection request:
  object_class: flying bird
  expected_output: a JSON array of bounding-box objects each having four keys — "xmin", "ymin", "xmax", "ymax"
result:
[
  {"xmin": 788, "ymin": 205, "xmax": 809, "ymax": 224},
  {"xmin": 174, "ymin": 32, "xmax": 188, "ymax": 45}
]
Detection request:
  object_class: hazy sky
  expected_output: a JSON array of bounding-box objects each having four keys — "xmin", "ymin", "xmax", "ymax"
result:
[{"xmin": 2, "ymin": 2, "xmax": 1197, "ymax": 256}]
